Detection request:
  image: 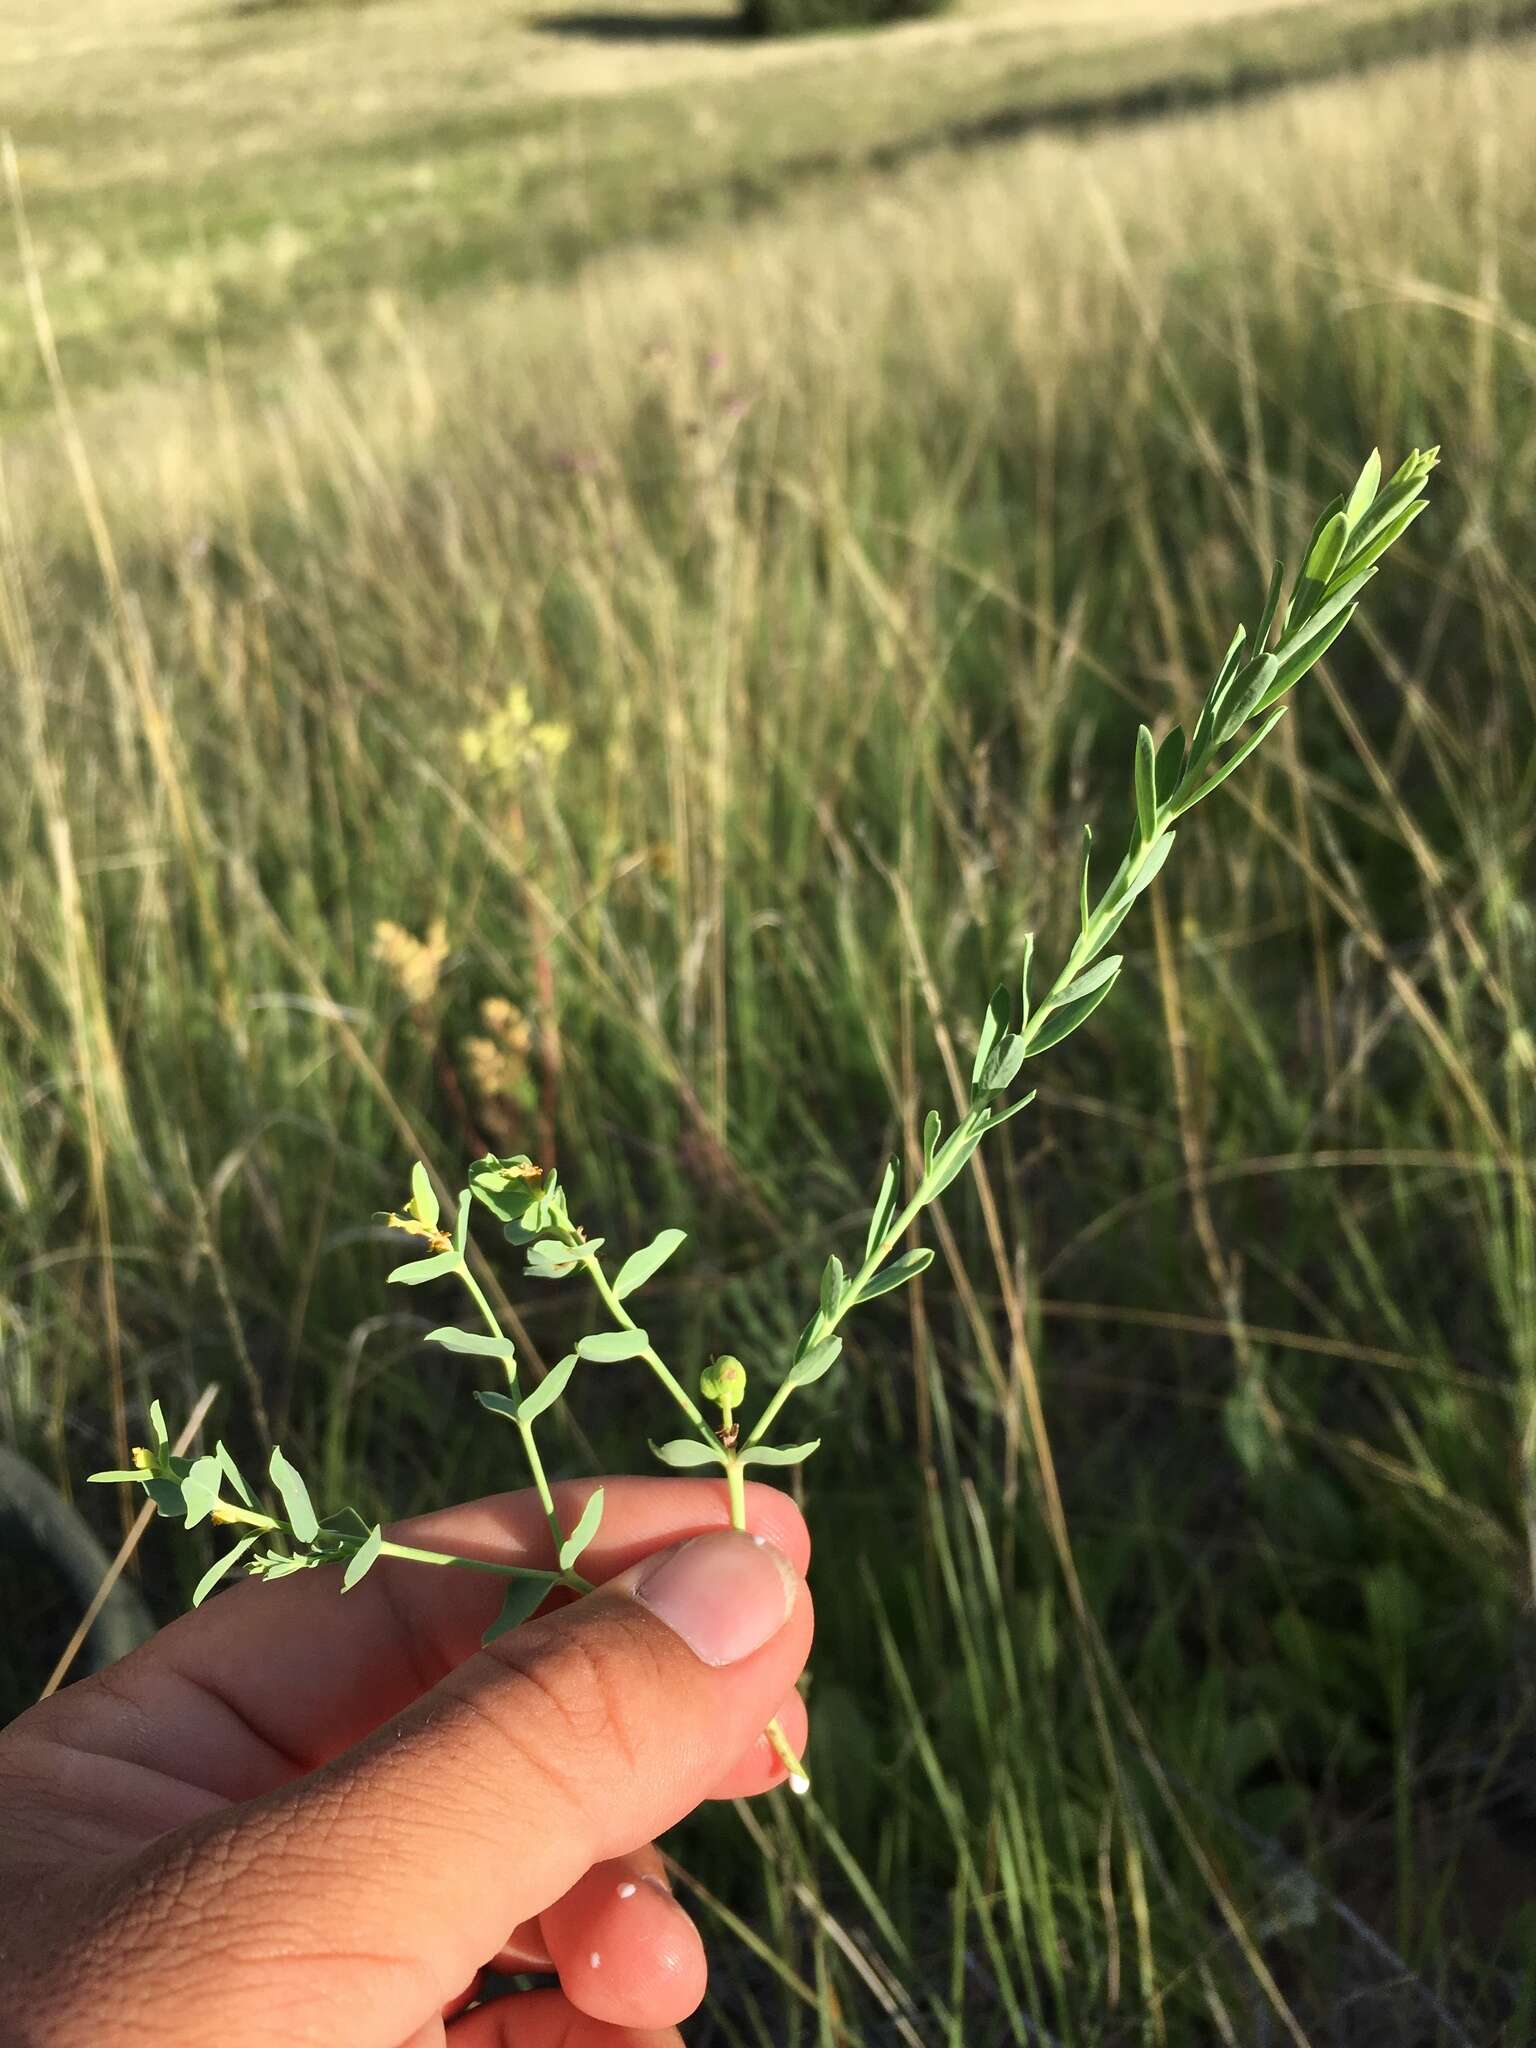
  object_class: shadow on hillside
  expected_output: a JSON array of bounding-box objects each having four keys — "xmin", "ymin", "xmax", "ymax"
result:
[
  {"xmin": 531, "ymin": 8, "xmax": 745, "ymax": 39},
  {"xmin": 229, "ymin": 0, "xmax": 382, "ymax": 15}
]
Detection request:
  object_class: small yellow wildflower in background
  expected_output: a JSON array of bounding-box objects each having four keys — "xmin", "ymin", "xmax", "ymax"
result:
[
  {"xmin": 462, "ymin": 997, "xmax": 534, "ymax": 1106},
  {"xmin": 459, "ymin": 687, "xmax": 570, "ymax": 793},
  {"xmin": 371, "ymin": 917, "xmax": 450, "ymax": 1011}
]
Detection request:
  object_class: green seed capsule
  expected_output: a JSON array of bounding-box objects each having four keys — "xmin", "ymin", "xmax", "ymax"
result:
[{"xmin": 701, "ymin": 1356, "xmax": 748, "ymax": 1405}]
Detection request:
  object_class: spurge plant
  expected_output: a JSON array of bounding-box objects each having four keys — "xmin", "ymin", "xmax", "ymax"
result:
[{"xmin": 92, "ymin": 447, "xmax": 1440, "ymax": 1794}]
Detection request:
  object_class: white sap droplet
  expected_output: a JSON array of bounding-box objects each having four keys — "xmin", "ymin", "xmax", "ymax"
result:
[
  {"xmin": 789, "ymin": 1773, "xmax": 811, "ymax": 1796},
  {"xmin": 750, "ymin": 1533, "xmax": 768, "ymax": 1546},
  {"xmin": 590, "ymin": 1951, "xmax": 602, "ymax": 1969},
  {"xmin": 617, "ymin": 1881, "xmax": 638, "ymax": 1899}
]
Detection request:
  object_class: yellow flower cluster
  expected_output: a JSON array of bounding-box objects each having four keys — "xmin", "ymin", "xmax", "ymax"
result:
[
  {"xmin": 461, "ymin": 997, "xmax": 533, "ymax": 1106},
  {"xmin": 459, "ymin": 687, "xmax": 570, "ymax": 789},
  {"xmin": 371, "ymin": 917, "xmax": 449, "ymax": 1010}
]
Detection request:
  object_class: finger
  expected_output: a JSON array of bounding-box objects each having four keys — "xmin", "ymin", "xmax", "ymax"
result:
[
  {"xmin": 705, "ymin": 1686, "xmax": 808, "ymax": 1801},
  {"xmin": 71, "ymin": 1529, "xmax": 812, "ymax": 2047},
  {"xmin": 489, "ymin": 1918, "xmax": 554, "ymax": 1972},
  {"xmin": 541, "ymin": 1855, "xmax": 704, "ymax": 2028},
  {"xmin": 17, "ymin": 1479, "xmax": 809, "ymax": 1803},
  {"xmin": 491, "ymin": 1840, "xmax": 667, "ymax": 1974},
  {"xmin": 491, "ymin": 1837, "xmax": 669, "ymax": 1974},
  {"xmin": 448, "ymin": 1989, "xmax": 681, "ymax": 2048}
]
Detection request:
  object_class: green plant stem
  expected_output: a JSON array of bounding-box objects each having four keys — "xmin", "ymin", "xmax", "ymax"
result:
[
  {"xmin": 458, "ymin": 1253, "xmax": 576, "ymax": 1573},
  {"xmin": 210, "ymin": 1502, "xmax": 559, "ymax": 1581},
  {"xmin": 749, "ymin": 752, "xmax": 1178, "ymax": 1454},
  {"xmin": 582, "ymin": 1248, "xmax": 717, "ymax": 1446},
  {"xmin": 725, "ymin": 1450, "xmax": 747, "ymax": 1528},
  {"xmin": 746, "ymin": 1123, "xmax": 982, "ymax": 1447},
  {"xmin": 1025, "ymin": 829, "xmax": 1167, "ymax": 1046},
  {"xmin": 720, "ymin": 1448, "xmax": 808, "ymax": 1789}
]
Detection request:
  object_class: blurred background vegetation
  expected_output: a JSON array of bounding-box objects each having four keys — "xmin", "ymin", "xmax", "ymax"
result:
[{"xmin": 3, "ymin": 0, "xmax": 1536, "ymax": 2038}]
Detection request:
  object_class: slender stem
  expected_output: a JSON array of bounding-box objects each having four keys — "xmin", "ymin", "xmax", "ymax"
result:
[
  {"xmin": 518, "ymin": 1418, "xmax": 570, "ymax": 1564},
  {"xmin": 752, "ymin": 811, "xmax": 1176, "ymax": 1454},
  {"xmin": 583, "ymin": 1249, "xmax": 716, "ymax": 1444},
  {"xmin": 746, "ymin": 1123, "xmax": 981, "ymax": 1448},
  {"xmin": 725, "ymin": 1452, "xmax": 747, "ymax": 1529},
  {"xmin": 720, "ymin": 1450, "xmax": 808, "ymax": 1792},
  {"xmin": 458, "ymin": 1245, "xmax": 578, "ymax": 1574},
  {"xmin": 210, "ymin": 1502, "xmax": 557, "ymax": 1581},
  {"xmin": 1023, "ymin": 825, "xmax": 1163, "ymax": 1047}
]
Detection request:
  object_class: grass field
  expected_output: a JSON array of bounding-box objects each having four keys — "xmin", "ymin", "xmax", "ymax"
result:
[
  {"xmin": 4, "ymin": 2, "xmax": 1536, "ymax": 2041},
  {"xmin": 4, "ymin": 0, "xmax": 1535, "ymax": 419}
]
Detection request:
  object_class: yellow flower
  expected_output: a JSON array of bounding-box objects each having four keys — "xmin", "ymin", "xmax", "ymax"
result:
[{"xmin": 372, "ymin": 917, "xmax": 450, "ymax": 1009}]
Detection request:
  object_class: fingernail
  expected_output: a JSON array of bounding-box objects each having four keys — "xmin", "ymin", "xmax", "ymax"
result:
[{"xmin": 629, "ymin": 1529, "xmax": 798, "ymax": 1666}]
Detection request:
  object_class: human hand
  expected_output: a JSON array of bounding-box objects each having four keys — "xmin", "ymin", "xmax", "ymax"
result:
[{"xmin": 0, "ymin": 1477, "xmax": 813, "ymax": 2047}]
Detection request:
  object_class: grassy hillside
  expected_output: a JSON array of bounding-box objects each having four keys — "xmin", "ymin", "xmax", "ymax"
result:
[
  {"xmin": 2, "ymin": 0, "xmax": 1533, "ymax": 419},
  {"xmin": 5, "ymin": 18, "xmax": 1536, "ymax": 2047}
]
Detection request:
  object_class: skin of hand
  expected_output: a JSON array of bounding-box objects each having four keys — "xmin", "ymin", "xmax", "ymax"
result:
[{"xmin": 0, "ymin": 1476, "xmax": 814, "ymax": 2048}]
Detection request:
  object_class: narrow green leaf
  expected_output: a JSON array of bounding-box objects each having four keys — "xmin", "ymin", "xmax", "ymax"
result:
[
  {"xmin": 787, "ymin": 1336, "xmax": 844, "ymax": 1389},
  {"xmin": 1125, "ymin": 831, "xmax": 1176, "ymax": 902},
  {"xmin": 427, "ymin": 1327, "xmax": 518, "ymax": 1361},
  {"xmin": 1289, "ymin": 494, "xmax": 1344, "ymax": 606},
  {"xmin": 819, "ymin": 1255, "xmax": 845, "ymax": 1318},
  {"xmin": 1134, "ymin": 724, "xmax": 1157, "ymax": 842},
  {"xmin": 1339, "ymin": 496, "xmax": 1427, "ymax": 580},
  {"xmin": 1050, "ymin": 953, "xmax": 1122, "ymax": 1010},
  {"xmin": 1254, "ymin": 560, "xmax": 1286, "ymax": 649},
  {"xmin": 1024, "ymin": 970, "xmax": 1121, "ymax": 1056},
  {"xmin": 1078, "ymin": 825, "xmax": 1092, "ymax": 933},
  {"xmin": 453, "ymin": 1190, "xmax": 471, "ymax": 1257},
  {"xmin": 1217, "ymin": 652, "xmax": 1281, "ymax": 743},
  {"xmin": 214, "ymin": 1440, "xmax": 254, "ymax": 1508},
  {"xmin": 88, "ymin": 1469, "xmax": 141, "ymax": 1484},
  {"xmin": 981, "ymin": 1088, "xmax": 1038, "ymax": 1130},
  {"xmin": 149, "ymin": 1399, "xmax": 170, "ymax": 1450},
  {"xmin": 319, "ymin": 1506, "xmax": 371, "ymax": 1540},
  {"xmin": 739, "ymin": 1440, "xmax": 821, "ymax": 1468},
  {"xmin": 387, "ymin": 1250, "xmax": 457, "ymax": 1286},
  {"xmin": 1019, "ymin": 931, "xmax": 1036, "ymax": 1029},
  {"xmin": 1192, "ymin": 627, "xmax": 1245, "ymax": 769},
  {"xmin": 922, "ymin": 1110, "xmax": 942, "ymax": 1174},
  {"xmin": 1169, "ymin": 705, "xmax": 1289, "ymax": 816},
  {"xmin": 865, "ymin": 1160, "xmax": 899, "ymax": 1261},
  {"xmin": 1255, "ymin": 603, "xmax": 1357, "ymax": 712},
  {"xmin": 409, "ymin": 1162, "xmax": 439, "ymax": 1231},
  {"xmin": 979, "ymin": 1033, "xmax": 1027, "ymax": 1098},
  {"xmin": 558, "ymin": 1488, "xmax": 605, "ymax": 1573},
  {"xmin": 970, "ymin": 986, "xmax": 1010, "ymax": 1091},
  {"xmin": 269, "ymin": 1446, "xmax": 319, "ymax": 1544},
  {"xmin": 576, "ymin": 1328, "xmax": 652, "ymax": 1364},
  {"xmin": 1343, "ymin": 447, "xmax": 1381, "ymax": 532},
  {"xmin": 925, "ymin": 1130, "xmax": 984, "ymax": 1198},
  {"xmin": 482, "ymin": 1575, "xmax": 554, "ymax": 1645},
  {"xmin": 342, "ymin": 1524, "xmax": 384, "ymax": 1592},
  {"xmin": 474, "ymin": 1388, "xmax": 523, "ymax": 1422},
  {"xmin": 614, "ymin": 1229, "xmax": 688, "ymax": 1302},
  {"xmin": 1154, "ymin": 729, "xmax": 1185, "ymax": 808},
  {"xmin": 855, "ymin": 1248, "xmax": 934, "ymax": 1301},
  {"xmin": 192, "ymin": 1535, "xmax": 260, "ymax": 1608},
  {"xmin": 518, "ymin": 1352, "xmax": 579, "ymax": 1423},
  {"xmin": 650, "ymin": 1437, "xmax": 729, "ymax": 1470}
]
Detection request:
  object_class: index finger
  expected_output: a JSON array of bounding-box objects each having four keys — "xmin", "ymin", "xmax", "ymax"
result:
[{"xmin": 34, "ymin": 1478, "xmax": 809, "ymax": 1803}]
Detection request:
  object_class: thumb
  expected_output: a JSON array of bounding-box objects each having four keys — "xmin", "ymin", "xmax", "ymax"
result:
[{"xmin": 83, "ymin": 1529, "xmax": 810, "ymax": 2047}]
